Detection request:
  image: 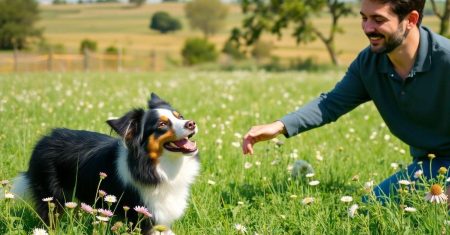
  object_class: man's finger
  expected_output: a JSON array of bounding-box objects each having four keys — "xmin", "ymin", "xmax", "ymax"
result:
[{"xmin": 242, "ymin": 137, "xmax": 254, "ymax": 155}]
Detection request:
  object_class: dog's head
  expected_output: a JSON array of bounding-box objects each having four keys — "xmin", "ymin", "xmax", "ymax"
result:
[{"xmin": 107, "ymin": 93, "xmax": 198, "ymax": 160}]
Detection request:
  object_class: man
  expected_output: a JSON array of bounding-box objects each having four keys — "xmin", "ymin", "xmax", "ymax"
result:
[{"xmin": 242, "ymin": 0, "xmax": 450, "ymax": 201}]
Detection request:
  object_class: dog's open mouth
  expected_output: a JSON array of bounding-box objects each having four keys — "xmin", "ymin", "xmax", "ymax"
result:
[{"xmin": 163, "ymin": 137, "xmax": 197, "ymax": 153}]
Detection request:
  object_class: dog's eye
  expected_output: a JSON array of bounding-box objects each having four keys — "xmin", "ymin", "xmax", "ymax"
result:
[{"xmin": 158, "ymin": 121, "xmax": 167, "ymax": 128}]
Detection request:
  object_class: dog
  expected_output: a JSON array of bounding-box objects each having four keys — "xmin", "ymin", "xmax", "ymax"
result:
[{"xmin": 11, "ymin": 93, "xmax": 200, "ymax": 234}]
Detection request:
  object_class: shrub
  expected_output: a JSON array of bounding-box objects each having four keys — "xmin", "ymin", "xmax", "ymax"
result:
[
  {"xmin": 149, "ymin": 11, "xmax": 181, "ymax": 34},
  {"xmin": 79, "ymin": 39, "xmax": 97, "ymax": 54},
  {"xmin": 222, "ymin": 40, "xmax": 246, "ymax": 60},
  {"xmin": 104, "ymin": 45, "xmax": 119, "ymax": 55},
  {"xmin": 251, "ymin": 40, "xmax": 273, "ymax": 61},
  {"xmin": 181, "ymin": 38, "xmax": 218, "ymax": 65}
]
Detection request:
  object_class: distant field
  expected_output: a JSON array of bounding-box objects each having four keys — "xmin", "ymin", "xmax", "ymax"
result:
[{"xmin": 37, "ymin": 3, "xmax": 441, "ymax": 66}]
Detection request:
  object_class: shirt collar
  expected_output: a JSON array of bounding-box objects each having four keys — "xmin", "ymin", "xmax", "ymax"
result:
[{"xmin": 377, "ymin": 26, "xmax": 432, "ymax": 74}]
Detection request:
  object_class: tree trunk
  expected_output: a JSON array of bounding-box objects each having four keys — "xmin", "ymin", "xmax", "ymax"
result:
[
  {"xmin": 324, "ymin": 41, "xmax": 339, "ymax": 66},
  {"xmin": 440, "ymin": 0, "xmax": 450, "ymax": 35}
]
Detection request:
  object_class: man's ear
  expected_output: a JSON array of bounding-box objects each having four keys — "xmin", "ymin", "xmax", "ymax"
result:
[
  {"xmin": 406, "ymin": 10, "xmax": 420, "ymax": 28},
  {"xmin": 148, "ymin": 92, "xmax": 171, "ymax": 109},
  {"xmin": 107, "ymin": 108, "xmax": 145, "ymax": 140}
]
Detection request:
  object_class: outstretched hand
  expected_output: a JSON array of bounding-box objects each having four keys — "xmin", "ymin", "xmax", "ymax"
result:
[{"xmin": 242, "ymin": 121, "xmax": 286, "ymax": 155}]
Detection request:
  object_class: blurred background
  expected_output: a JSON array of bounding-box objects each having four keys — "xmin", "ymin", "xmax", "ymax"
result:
[{"xmin": 0, "ymin": 0, "xmax": 448, "ymax": 73}]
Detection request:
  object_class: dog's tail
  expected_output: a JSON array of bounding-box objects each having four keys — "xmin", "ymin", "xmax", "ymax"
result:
[{"xmin": 7, "ymin": 173, "xmax": 32, "ymax": 201}]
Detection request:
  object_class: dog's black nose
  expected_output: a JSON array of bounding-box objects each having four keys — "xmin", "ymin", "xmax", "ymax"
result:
[{"xmin": 184, "ymin": 121, "xmax": 196, "ymax": 130}]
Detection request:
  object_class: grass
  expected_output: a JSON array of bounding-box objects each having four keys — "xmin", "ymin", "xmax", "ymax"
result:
[{"xmin": 0, "ymin": 70, "xmax": 449, "ymax": 234}]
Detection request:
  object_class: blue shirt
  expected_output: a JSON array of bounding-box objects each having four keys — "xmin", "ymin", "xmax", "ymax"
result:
[{"xmin": 280, "ymin": 26, "xmax": 450, "ymax": 157}]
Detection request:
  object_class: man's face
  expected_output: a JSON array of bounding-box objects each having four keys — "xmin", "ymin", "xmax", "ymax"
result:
[{"xmin": 360, "ymin": 0, "xmax": 409, "ymax": 54}]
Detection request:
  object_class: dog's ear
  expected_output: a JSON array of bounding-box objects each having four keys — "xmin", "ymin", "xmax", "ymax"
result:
[
  {"xmin": 107, "ymin": 109, "xmax": 145, "ymax": 140},
  {"xmin": 148, "ymin": 92, "xmax": 171, "ymax": 109}
]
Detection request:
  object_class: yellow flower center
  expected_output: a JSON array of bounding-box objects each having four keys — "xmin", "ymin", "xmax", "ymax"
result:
[
  {"xmin": 439, "ymin": 167, "xmax": 448, "ymax": 175},
  {"xmin": 430, "ymin": 184, "xmax": 443, "ymax": 195}
]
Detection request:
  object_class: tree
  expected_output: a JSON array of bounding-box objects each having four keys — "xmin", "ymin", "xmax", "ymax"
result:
[
  {"xmin": 0, "ymin": 0, "xmax": 42, "ymax": 50},
  {"xmin": 229, "ymin": 0, "xmax": 353, "ymax": 66},
  {"xmin": 429, "ymin": 0, "xmax": 450, "ymax": 36},
  {"xmin": 149, "ymin": 11, "xmax": 182, "ymax": 34},
  {"xmin": 181, "ymin": 38, "xmax": 218, "ymax": 65},
  {"xmin": 185, "ymin": 0, "xmax": 228, "ymax": 39},
  {"xmin": 79, "ymin": 39, "xmax": 97, "ymax": 53},
  {"xmin": 129, "ymin": 0, "xmax": 145, "ymax": 7}
]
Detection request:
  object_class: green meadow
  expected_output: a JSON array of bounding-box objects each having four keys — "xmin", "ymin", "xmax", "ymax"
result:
[
  {"xmin": 0, "ymin": 2, "xmax": 449, "ymax": 234},
  {"xmin": 0, "ymin": 71, "xmax": 448, "ymax": 234}
]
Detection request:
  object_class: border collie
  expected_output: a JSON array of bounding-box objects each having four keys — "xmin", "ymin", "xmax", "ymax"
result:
[{"xmin": 11, "ymin": 93, "xmax": 200, "ymax": 234}]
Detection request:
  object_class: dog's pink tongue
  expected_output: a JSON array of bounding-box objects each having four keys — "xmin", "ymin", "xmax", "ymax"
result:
[{"xmin": 173, "ymin": 139, "xmax": 196, "ymax": 150}]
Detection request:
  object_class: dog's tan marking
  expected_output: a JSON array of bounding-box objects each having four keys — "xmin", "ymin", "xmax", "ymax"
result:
[
  {"xmin": 148, "ymin": 130, "xmax": 176, "ymax": 160},
  {"xmin": 160, "ymin": 115, "xmax": 169, "ymax": 122},
  {"xmin": 172, "ymin": 111, "xmax": 181, "ymax": 119}
]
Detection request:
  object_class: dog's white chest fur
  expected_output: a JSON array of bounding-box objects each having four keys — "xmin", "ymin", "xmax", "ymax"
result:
[{"xmin": 116, "ymin": 148, "xmax": 199, "ymax": 226}]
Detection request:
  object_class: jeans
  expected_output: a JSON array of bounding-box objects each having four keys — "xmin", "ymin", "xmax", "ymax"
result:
[{"xmin": 366, "ymin": 156, "xmax": 450, "ymax": 203}]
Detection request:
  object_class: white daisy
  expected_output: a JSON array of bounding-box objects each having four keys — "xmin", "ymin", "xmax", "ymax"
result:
[
  {"xmin": 404, "ymin": 207, "xmax": 417, "ymax": 212},
  {"xmin": 4, "ymin": 192, "xmax": 14, "ymax": 199},
  {"xmin": 309, "ymin": 180, "xmax": 320, "ymax": 186},
  {"xmin": 390, "ymin": 162, "xmax": 399, "ymax": 170},
  {"xmin": 340, "ymin": 196, "xmax": 353, "ymax": 203},
  {"xmin": 234, "ymin": 223, "xmax": 247, "ymax": 234},
  {"xmin": 348, "ymin": 204, "xmax": 359, "ymax": 218},
  {"xmin": 65, "ymin": 202, "xmax": 77, "ymax": 209},
  {"xmin": 96, "ymin": 216, "xmax": 110, "ymax": 222},
  {"xmin": 42, "ymin": 197, "xmax": 53, "ymax": 202},
  {"xmin": 301, "ymin": 197, "xmax": 314, "ymax": 205},
  {"xmin": 413, "ymin": 170, "xmax": 423, "ymax": 179},
  {"xmin": 398, "ymin": 180, "xmax": 411, "ymax": 186},
  {"xmin": 32, "ymin": 228, "xmax": 48, "ymax": 235},
  {"xmin": 424, "ymin": 184, "xmax": 448, "ymax": 204},
  {"xmin": 104, "ymin": 195, "xmax": 117, "ymax": 204}
]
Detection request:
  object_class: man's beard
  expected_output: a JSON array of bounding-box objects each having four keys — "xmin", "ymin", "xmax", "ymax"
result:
[{"xmin": 367, "ymin": 26, "xmax": 409, "ymax": 54}]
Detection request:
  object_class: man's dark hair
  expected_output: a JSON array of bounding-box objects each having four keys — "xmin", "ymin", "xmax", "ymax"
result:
[{"xmin": 375, "ymin": 0, "xmax": 426, "ymax": 25}]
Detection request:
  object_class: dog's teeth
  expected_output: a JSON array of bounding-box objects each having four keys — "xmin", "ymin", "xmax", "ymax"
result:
[{"xmin": 170, "ymin": 142, "xmax": 178, "ymax": 148}]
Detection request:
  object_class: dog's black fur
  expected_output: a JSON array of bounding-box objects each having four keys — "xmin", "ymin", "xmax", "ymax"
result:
[{"xmin": 13, "ymin": 93, "xmax": 200, "ymax": 234}]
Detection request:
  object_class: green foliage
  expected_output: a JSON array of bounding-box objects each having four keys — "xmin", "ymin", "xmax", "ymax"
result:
[
  {"xmin": 36, "ymin": 39, "xmax": 66, "ymax": 54},
  {"xmin": 0, "ymin": 0, "xmax": 42, "ymax": 50},
  {"xmin": 105, "ymin": 45, "xmax": 119, "ymax": 55},
  {"xmin": 129, "ymin": 0, "xmax": 145, "ymax": 7},
  {"xmin": 185, "ymin": 0, "xmax": 228, "ymax": 38},
  {"xmin": 53, "ymin": 0, "xmax": 67, "ymax": 4},
  {"xmin": 149, "ymin": 11, "xmax": 182, "ymax": 34},
  {"xmin": 222, "ymin": 40, "xmax": 246, "ymax": 60},
  {"xmin": 429, "ymin": 0, "xmax": 450, "ymax": 35},
  {"xmin": 251, "ymin": 40, "xmax": 272, "ymax": 60},
  {"xmin": 230, "ymin": 0, "xmax": 353, "ymax": 65},
  {"xmin": 79, "ymin": 39, "xmax": 97, "ymax": 54},
  {"xmin": 181, "ymin": 38, "xmax": 218, "ymax": 65}
]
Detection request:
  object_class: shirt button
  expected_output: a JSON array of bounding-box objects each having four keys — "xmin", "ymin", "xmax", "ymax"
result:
[
  {"xmin": 390, "ymin": 74, "xmax": 394, "ymax": 78},
  {"xmin": 401, "ymin": 91, "xmax": 406, "ymax": 95}
]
